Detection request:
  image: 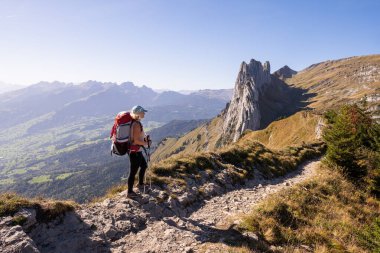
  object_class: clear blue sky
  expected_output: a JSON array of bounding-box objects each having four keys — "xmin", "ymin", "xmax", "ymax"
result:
[{"xmin": 0, "ymin": 0, "xmax": 379, "ymax": 90}]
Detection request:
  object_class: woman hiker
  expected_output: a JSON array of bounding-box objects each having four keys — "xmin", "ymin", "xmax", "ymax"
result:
[{"xmin": 128, "ymin": 105, "xmax": 151, "ymax": 198}]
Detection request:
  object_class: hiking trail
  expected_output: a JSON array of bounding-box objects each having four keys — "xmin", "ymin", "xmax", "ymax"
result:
[
  {"xmin": 0, "ymin": 159, "xmax": 321, "ymax": 253},
  {"xmin": 112, "ymin": 159, "xmax": 321, "ymax": 253}
]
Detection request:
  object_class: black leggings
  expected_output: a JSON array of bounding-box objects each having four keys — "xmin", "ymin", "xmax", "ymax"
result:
[{"xmin": 128, "ymin": 151, "xmax": 147, "ymax": 193}]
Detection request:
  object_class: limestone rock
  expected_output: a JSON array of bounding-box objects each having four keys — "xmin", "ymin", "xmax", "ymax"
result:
[
  {"xmin": 202, "ymin": 183, "xmax": 224, "ymax": 197},
  {"xmin": 222, "ymin": 59, "xmax": 271, "ymax": 142},
  {"xmin": 0, "ymin": 225, "xmax": 39, "ymax": 253}
]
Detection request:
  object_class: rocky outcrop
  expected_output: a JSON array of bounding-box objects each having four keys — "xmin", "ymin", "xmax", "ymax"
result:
[
  {"xmin": 222, "ymin": 59, "xmax": 271, "ymax": 142},
  {"xmin": 273, "ymin": 65, "xmax": 297, "ymax": 79},
  {"xmin": 0, "ymin": 219, "xmax": 39, "ymax": 253}
]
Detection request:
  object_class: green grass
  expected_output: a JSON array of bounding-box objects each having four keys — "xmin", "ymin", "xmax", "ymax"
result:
[
  {"xmin": 28, "ymin": 175, "xmax": 52, "ymax": 184},
  {"xmin": 358, "ymin": 217, "xmax": 380, "ymax": 253},
  {"xmin": 55, "ymin": 173, "xmax": 73, "ymax": 180}
]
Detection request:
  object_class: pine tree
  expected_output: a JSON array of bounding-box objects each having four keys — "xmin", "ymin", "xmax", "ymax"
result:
[{"xmin": 323, "ymin": 104, "xmax": 380, "ymax": 195}]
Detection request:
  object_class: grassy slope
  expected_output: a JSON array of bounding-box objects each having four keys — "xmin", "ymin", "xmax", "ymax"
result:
[
  {"xmin": 287, "ymin": 54, "xmax": 380, "ymax": 111},
  {"xmin": 235, "ymin": 164, "xmax": 380, "ymax": 253},
  {"xmin": 247, "ymin": 111, "xmax": 322, "ymax": 150}
]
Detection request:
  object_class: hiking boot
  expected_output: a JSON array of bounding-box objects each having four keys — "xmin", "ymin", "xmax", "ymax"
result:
[
  {"xmin": 127, "ymin": 191, "xmax": 139, "ymax": 198},
  {"xmin": 137, "ymin": 184, "xmax": 149, "ymax": 193}
]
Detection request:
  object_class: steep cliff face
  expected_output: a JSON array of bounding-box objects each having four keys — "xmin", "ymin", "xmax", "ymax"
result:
[{"xmin": 222, "ymin": 59, "xmax": 271, "ymax": 142}]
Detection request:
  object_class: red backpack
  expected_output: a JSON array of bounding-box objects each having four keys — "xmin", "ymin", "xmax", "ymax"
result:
[{"xmin": 110, "ymin": 111, "xmax": 134, "ymax": 156}]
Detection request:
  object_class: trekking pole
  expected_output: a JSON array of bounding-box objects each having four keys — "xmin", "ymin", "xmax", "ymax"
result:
[
  {"xmin": 143, "ymin": 135, "xmax": 152, "ymax": 194},
  {"xmin": 147, "ymin": 146, "xmax": 152, "ymax": 190}
]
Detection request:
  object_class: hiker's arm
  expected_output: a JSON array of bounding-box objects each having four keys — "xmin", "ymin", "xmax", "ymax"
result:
[{"xmin": 132, "ymin": 122, "xmax": 148, "ymax": 146}]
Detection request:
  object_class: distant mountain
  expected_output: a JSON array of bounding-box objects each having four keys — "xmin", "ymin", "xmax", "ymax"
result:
[
  {"xmin": 0, "ymin": 81, "xmax": 230, "ymax": 131},
  {"xmin": 177, "ymin": 89, "xmax": 233, "ymax": 100},
  {"xmin": 177, "ymin": 89, "xmax": 195, "ymax": 95},
  {"xmin": 190, "ymin": 89, "xmax": 233, "ymax": 101}
]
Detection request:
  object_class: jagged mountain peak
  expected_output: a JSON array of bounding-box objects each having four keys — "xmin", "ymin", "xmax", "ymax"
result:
[
  {"xmin": 223, "ymin": 59, "xmax": 272, "ymax": 142},
  {"xmin": 239, "ymin": 59, "xmax": 270, "ymax": 79}
]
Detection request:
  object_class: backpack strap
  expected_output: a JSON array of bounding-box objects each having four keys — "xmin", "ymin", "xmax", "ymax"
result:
[
  {"xmin": 129, "ymin": 120, "xmax": 135, "ymax": 144},
  {"xmin": 130, "ymin": 121, "xmax": 143, "ymax": 144}
]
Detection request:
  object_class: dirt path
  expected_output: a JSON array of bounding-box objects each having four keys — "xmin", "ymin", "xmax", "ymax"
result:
[{"xmin": 112, "ymin": 159, "xmax": 321, "ymax": 253}]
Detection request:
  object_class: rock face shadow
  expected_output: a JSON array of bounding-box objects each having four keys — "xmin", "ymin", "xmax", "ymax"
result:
[{"xmin": 258, "ymin": 76, "xmax": 317, "ymax": 130}]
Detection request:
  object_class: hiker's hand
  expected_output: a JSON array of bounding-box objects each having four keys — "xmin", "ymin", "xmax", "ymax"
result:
[
  {"xmin": 145, "ymin": 135, "xmax": 152, "ymax": 147},
  {"xmin": 144, "ymin": 139, "xmax": 152, "ymax": 147}
]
